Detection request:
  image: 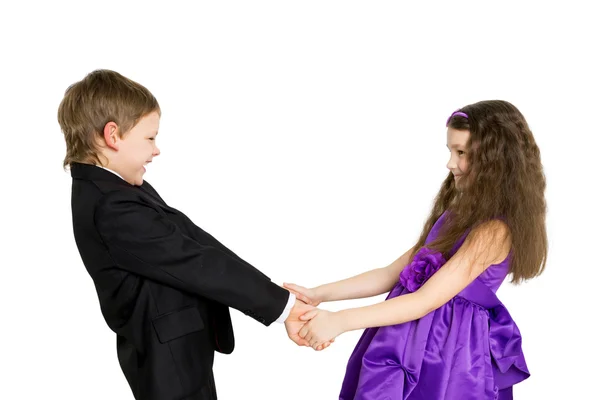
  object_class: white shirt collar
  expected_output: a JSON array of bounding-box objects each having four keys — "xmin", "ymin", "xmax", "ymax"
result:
[{"xmin": 96, "ymin": 165, "xmax": 124, "ymax": 180}]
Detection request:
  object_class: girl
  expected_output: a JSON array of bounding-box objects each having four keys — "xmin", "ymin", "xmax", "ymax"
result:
[{"xmin": 285, "ymin": 100, "xmax": 547, "ymax": 399}]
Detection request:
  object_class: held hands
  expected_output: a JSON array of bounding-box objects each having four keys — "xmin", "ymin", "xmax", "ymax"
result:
[
  {"xmin": 283, "ymin": 284, "xmax": 335, "ymax": 351},
  {"xmin": 284, "ymin": 299, "xmax": 334, "ymax": 350},
  {"xmin": 284, "ymin": 299, "xmax": 314, "ymax": 347},
  {"xmin": 299, "ymin": 308, "xmax": 346, "ymax": 350}
]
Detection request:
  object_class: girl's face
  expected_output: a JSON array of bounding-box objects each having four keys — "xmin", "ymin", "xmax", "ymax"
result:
[{"xmin": 446, "ymin": 128, "xmax": 470, "ymax": 186}]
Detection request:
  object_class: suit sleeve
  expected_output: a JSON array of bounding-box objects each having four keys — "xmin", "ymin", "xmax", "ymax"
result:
[
  {"xmin": 141, "ymin": 181, "xmax": 267, "ymax": 277},
  {"xmin": 94, "ymin": 191, "xmax": 289, "ymax": 325}
]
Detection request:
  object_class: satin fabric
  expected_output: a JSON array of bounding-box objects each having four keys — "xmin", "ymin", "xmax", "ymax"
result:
[{"xmin": 339, "ymin": 213, "xmax": 529, "ymax": 400}]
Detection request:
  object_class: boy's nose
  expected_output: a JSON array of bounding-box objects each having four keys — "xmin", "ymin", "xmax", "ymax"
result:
[{"xmin": 154, "ymin": 146, "xmax": 161, "ymax": 156}]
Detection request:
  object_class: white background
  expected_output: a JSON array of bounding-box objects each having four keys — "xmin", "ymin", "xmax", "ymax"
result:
[{"xmin": 1, "ymin": 1, "xmax": 599, "ymax": 399}]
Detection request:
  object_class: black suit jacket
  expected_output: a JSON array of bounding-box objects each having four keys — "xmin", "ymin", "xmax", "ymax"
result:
[{"xmin": 70, "ymin": 162, "xmax": 289, "ymax": 400}]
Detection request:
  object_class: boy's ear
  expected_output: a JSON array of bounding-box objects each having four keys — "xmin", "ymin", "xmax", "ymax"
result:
[{"xmin": 103, "ymin": 122, "xmax": 120, "ymax": 151}]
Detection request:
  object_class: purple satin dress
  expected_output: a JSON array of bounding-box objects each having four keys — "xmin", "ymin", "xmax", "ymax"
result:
[{"xmin": 339, "ymin": 212, "xmax": 529, "ymax": 399}]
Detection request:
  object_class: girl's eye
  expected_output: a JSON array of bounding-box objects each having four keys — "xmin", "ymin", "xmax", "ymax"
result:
[{"xmin": 458, "ymin": 150, "xmax": 465, "ymax": 155}]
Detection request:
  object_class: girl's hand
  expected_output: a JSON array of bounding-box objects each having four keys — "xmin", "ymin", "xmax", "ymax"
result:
[
  {"xmin": 298, "ymin": 309, "xmax": 345, "ymax": 350},
  {"xmin": 283, "ymin": 283, "xmax": 323, "ymax": 306}
]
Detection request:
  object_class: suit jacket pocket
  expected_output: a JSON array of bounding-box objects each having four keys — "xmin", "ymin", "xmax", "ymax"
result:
[{"xmin": 152, "ymin": 306, "xmax": 205, "ymax": 344}]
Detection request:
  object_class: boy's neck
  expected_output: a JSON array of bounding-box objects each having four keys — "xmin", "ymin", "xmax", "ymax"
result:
[{"xmin": 96, "ymin": 164, "xmax": 125, "ymax": 181}]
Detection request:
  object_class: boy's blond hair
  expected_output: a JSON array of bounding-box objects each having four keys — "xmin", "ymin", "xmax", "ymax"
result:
[{"xmin": 58, "ymin": 69, "xmax": 160, "ymax": 168}]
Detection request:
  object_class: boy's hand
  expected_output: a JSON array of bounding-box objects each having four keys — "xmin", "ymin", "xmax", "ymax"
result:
[
  {"xmin": 298, "ymin": 309, "xmax": 345, "ymax": 350},
  {"xmin": 283, "ymin": 282, "xmax": 323, "ymax": 306},
  {"xmin": 284, "ymin": 300, "xmax": 314, "ymax": 346}
]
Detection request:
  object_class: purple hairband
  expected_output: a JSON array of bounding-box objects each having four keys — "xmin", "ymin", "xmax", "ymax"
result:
[{"xmin": 446, "ymin": 110, "xmax": 468, "ymax": 126}]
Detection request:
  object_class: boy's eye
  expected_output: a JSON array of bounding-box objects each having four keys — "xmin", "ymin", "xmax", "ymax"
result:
[{"xmin": 149, "ymin": 137, "xmax": 155, "ymax": 141}]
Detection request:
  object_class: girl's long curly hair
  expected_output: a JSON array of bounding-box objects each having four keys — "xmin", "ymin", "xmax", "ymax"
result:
[{"xmin": 412, "ymin": 100, "xmax": 547, "ymax": 283}]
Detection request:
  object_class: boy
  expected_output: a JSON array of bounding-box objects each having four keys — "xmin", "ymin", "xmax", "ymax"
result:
[{"xmin": 59, "ymin": 69, "xmax": 314, "ymax": 400}]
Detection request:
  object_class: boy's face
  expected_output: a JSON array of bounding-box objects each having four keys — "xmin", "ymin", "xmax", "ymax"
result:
[{"xmin": 108, "ymin": 111, "xmax": 161, "ymax": 186}]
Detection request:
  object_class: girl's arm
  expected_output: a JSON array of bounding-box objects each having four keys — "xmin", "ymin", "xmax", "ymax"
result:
[
  {"xmin": 300, "ymin": 220, "xmax": 511, "ymax": 348},
  {"xmin": 284, "ymin": 245, "xmax": 415, "ymax": 305}
]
